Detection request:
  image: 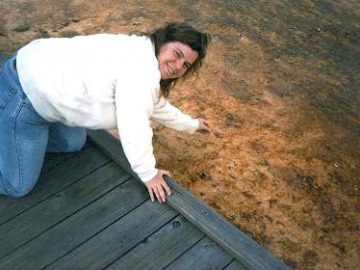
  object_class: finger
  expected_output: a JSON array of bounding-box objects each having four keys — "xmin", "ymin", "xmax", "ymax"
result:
[
  {"xmin": 147, "ymin": 187, "xmax": 155, "ymax": 202},
  {"xmin": 204, "ymin": 121, "xmax": 211, "ymax": 130},
  {"xmin": 162, "ymin": 181, "xmax": 172, "ymax": 196},
  {"xmin": 160, "ymin": 172, "xmax": 172, "ymax": 196},
  {"xmin": 153, "ymin": 186, "xmax": 163, "ymax": 203},
  {"xmin": 199, "ymin": 120, "xmax": 209, "ymax": 131},
  {"xmin": 158, "ymin": 185, "xmax": 166, "ymax": 203},
  {"xmin": 200, "ymin": 127, "xmax": 210, "ymax": 133},
  {"xmin": 162, "ymin": 170, "xmax": 171, "ymax": 178}
]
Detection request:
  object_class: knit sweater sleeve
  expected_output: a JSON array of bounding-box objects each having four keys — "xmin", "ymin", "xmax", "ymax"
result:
[
  {"xmin": 151, "ymin": 97, "xmax": 199, "ymax": 134},
  {"xmin": 115, "ymin": 78, "xmax": 158, "ymax": 183}
]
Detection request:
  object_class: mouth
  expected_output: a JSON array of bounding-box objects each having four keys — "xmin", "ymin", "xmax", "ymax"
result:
[{"xmin": 166, "ymin": 63, "xmax": 174, "ymax": 78}]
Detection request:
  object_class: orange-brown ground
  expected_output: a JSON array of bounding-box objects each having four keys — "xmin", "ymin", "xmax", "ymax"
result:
[{"xmin": 1, "ymin": 1, "xmax": 359, "ymax": 269}]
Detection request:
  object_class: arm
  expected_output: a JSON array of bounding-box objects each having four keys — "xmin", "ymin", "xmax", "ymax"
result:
[
  {"xmin": 115, "ymin": 79, "xmax": 173, "ymax": 203},
  {"xmin": 116, "ymin": 82, "xmax": 210, "ymax": 203},
  {"xmin": 151, "ymin": 97, "xmax": 199, "ymax": 134},
  {"xmin": 115, "ymin": 80, "xmax": 158, "ymax": 182},
  {"xmin": 152, "ymin": 97, "xmax": 212, "ymax": 134}
]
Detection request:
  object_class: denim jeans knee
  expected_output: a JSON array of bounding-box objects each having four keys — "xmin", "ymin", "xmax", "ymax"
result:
[
  {"xmin": 0, "ymin": 55, "xmax": 49, "ymax": 198},
  {"xmin": 47, "ymin": 124, "xmax": 87, "ymax": 153}
]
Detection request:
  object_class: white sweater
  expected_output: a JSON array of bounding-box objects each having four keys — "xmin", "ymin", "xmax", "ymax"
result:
[{"xmin": 16, "ymin": 34, "xmax": 199, "ymax": 182}]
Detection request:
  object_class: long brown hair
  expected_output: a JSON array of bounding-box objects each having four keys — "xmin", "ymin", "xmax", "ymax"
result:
[{"xmin": 147, "ymin": 22, "xmax": 211, "ymax": 98}]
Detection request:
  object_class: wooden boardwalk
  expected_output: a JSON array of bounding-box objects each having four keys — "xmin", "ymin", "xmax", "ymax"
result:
[{"xmin": 0, "ymin": 130, "xmax": 290, "ymax": 270}]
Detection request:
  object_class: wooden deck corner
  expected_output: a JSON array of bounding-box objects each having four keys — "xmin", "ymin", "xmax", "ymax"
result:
[{"xmin": 0, "ymin": 130, "xmax": 291, "ymax": 270}]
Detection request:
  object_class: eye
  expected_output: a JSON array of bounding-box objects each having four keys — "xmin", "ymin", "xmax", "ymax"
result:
[
  {"xmin": 174, "ymin": 50, "xmax": 181, "ymax": 58},
  {"xmin": 184, "ymin": 62, "xmax": 192, "ymax": 70}
]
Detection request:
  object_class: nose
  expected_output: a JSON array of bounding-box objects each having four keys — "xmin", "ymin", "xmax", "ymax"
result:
[{"xmin": 175, "ymin": 59, "xmax": 184, "ymax": 73}]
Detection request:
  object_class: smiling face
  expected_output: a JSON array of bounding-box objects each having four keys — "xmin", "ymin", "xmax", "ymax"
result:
[{"xmin": 157, "ymin": 41, "xmax": 199, "ymax": 80}]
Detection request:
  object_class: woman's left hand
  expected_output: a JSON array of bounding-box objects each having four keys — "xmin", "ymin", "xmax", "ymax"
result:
[
  {"xmin": 145, "ymin": 169, "xmax": 172, "ymax": 203},
  {"xmin": 197, "ymin": 118, "xmax": 212, "ymax": 133}
]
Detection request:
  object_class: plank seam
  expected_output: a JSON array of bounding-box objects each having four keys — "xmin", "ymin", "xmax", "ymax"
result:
[
  {"xmin": 221, "ymin": 258, "xmax": 237, "ymax": 270},
  {"xmin": 103, "ymin": 214, "xmax": 181, "ymax": 270},
  {"xmin": 87, "ymin": 130, "xmax": 291, "ymax": 270},
  {"xmin": 0, "ymin": 158, "xmax": 112, "ymax": 227},
  {"xmin": 0, "ymin": 172, "xmax": 132, "ymax": 262},
  {"xmin": 160, "ymin": 234, "xmax": 207, "ymax": 270},
  {"xmin": 41, "ymin": 185, "xmax": 150, "ymax": 270}
]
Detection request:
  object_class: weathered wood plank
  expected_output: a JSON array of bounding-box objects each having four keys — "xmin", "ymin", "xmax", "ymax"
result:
[
  {"xmin": 164, "ymin": 236, "xmax": 234, "ymax": 270},
  {"xmin": 87, "ymin": 130, "xmax": 138, "ymax": 181},
  {"xmin": 0, "ymin": 178, "xmax": 148, "ymax": 270},
  {"xmin": 0, "ymin": 147, "xmax": 110, "ymax": 225},
  {"xmin": 42, "ymin": 141, "xmax": 93, "ymax": 173},
  {"xmin": 106, "ymin": 215, "xmax": 204, "ymax": 270},
  {"xmin": 0, "ymin": 162, "xmax": 130, "ymax": 258},
  {"xmin": 223, "ymin": 259, "xmax": 250, "ymax": 270},
  {"xmin": 42, "ymin": 152, "xmax": 78, "ymax": 173},
  {"xmin": 46, "ymin": 201, "xmax": 178, "ymax": 270},
  {"xmin": 88, "ymin": 130, "xmax": 291, "ymax": 270},
  {"xmin": 163, "ymin": 176, "xmax": 291, "ymax": 270}
]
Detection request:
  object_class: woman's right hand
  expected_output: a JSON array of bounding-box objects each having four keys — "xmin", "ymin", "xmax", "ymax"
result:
[
  {"xmin": 145, "ymin": 169, "xmax": 172, "ymax": 203},
  {"xmin": 197, "ymin": 118, "xmax": 212, "ymax": 133}
]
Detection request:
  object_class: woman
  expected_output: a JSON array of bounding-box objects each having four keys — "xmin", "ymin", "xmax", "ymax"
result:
[{"xmin": 0, "ymin": 22, "xmax": 211, "ymax": 203}]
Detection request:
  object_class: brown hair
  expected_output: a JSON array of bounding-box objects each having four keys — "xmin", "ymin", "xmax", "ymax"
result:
[{"xmin": 147, "ymin": 22, "xmax": 211, "ymax": 98}]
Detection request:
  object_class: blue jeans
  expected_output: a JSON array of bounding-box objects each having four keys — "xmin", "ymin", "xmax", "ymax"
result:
[{"xmin": 0, "ymin": 55, "xmax": 87, "ymax": 198}]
